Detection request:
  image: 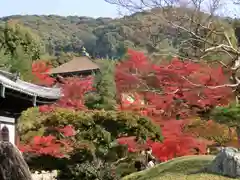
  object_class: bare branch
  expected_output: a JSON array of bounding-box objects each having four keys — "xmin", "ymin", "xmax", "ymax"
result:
[
  {"xmin": 234, "ymin": 0, "xmax": 240, "ymax": 4},
  {"xmin": 204, "ymin": 44, "xmax": 240, "ymax": 55},
  {"xmin": 105, "ymin": 0, "xmax": 240, "ymax": 97},
  {"xmin": 181, "ymin": 76, "xmax": 240, "ymax": 88}
]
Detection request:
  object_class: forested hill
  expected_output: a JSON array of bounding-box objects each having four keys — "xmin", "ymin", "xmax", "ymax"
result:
[
  {"xmin": 0, "ymin": 10, "xmax": 187, "ymax": 59},
  {"xmin": 0, "ymin": 15, "xmax": 117, "ymax": 57},
  {"xmin": 0, "ymin": 8, "xmax": 238, "ymax": 59}
]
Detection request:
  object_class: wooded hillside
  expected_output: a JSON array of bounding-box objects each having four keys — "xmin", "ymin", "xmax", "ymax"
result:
[{"xmin": 1, "ymin": 7, "xmax": 235, "ymax": 59}]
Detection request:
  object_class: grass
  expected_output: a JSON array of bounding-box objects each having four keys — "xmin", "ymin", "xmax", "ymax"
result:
[{"xmin": 122, "ymin": 155, "xmax": 240, "ymax": 180}]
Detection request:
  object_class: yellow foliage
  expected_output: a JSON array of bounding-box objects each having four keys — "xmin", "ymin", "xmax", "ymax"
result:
[{"xmin": 186, "ymin": 118, "xmax": 237, "ymax": 146}]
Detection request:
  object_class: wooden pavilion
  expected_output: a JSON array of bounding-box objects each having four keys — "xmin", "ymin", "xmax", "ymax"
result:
[
  {"xmin": 48, "ymin": 56, "xmax": 100, "ymax": 77},
  {"xmin": 0, "ymin": 70, "xmax": 61, "ymax": 145}
]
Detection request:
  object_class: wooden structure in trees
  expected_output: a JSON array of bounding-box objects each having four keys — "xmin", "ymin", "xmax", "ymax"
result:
[
  {"xmin": 48, "ymin": 56, "xmax": 100, "ymax": 77},
  {"xmin": 0, "ymin": 70, "xmax": 61, "ymax": 145}
]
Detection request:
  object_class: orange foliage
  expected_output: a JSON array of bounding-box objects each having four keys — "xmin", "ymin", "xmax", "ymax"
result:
[{"xmin": 31, "ymin": 60, "xmax": 55, "ymax": 86}]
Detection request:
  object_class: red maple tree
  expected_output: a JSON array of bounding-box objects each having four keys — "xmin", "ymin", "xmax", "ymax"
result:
[
  {"xmin": 150, "ymin": 120, "xmax": 211, "ymax": 161},
  {"xmin": 23, "ymin": 49, "xmax": 234, "ymax": 161},
  {"xmin": 38, "ymin": 76, "xmax": 94, "ymax": 113},
  {"xmin": 19, "ymin": 126, "xmax": 76, "ymax": 158},
  {"xmin": 116, "ymin": 49, "xmax": 233, "ymax": 160},
  {"xmin": 56, "ymin": 77, "xmax": 93, "ymax": 110},
  {"xmin": 32, "ymin": 60, "xmax": 55, "ymax": 86},
  {"xmin": 117, "ymin": 120, "xmax": 212, "ymax": 161},
  {"xmin": 117, "ymin": 50, "xmax": 233, "ymax": 120}
]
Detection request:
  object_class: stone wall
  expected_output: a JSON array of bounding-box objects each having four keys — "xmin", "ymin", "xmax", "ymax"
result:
[{"xmin": 32, "ymin": 170, "xmax": 57, "ymax": 180}]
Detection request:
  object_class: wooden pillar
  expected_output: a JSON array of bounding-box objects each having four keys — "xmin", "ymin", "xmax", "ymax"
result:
[{"xmin": 14, "ymin": 118, "xmax": 18, "ymax": 146}]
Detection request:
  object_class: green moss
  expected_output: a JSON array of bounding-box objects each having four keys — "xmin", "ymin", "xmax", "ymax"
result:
[{"xmin": 122, "ymin": 155, "xmax": 237, "ymax": 180}]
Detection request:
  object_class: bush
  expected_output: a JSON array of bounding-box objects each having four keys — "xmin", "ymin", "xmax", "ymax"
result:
[
  {"xmin": 185, "ymin": 118, "xmax": 234, "ymax": 146},
  {"xmin": 18, "ymin": 107, "xmax": 48, "ymax": 142},
  {"xmin": 18, "ymin": 108, "xmax": 163, "ymax": 178},
  {"xmin": 211, "ymin": 104, "xmax": 240, "ymax": 127},
  {"xmin": 58, "ymin": 159, "xmax": 121, "ymax": 180},
  {"xmin": 18, "ymin": 108, "xmax": 163, "ymax": 145}
]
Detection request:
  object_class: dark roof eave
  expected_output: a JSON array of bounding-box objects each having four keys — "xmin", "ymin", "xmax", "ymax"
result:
[
  {"xmin": 3, "ymin": 91, "xmax": 61, "ymax": 107},
  {"xmin": 48, "ymin": 68, "xmax": 99, "ymax": 75}
]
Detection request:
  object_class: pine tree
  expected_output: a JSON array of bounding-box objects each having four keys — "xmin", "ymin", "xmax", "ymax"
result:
[{"xmin": 85, "ymin": 60, "xmax": 117, "ymax": 110}]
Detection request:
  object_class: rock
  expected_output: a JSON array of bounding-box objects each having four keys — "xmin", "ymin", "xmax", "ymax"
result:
[
  {"xmin": 0, "ymin": 141, "xmax": 33, "ymax": 180},
  {"xmin": 208, "ymin": 147, "xmax": 240, "ymax": 178},
  {"xmin": 32, "ymin": 170, "xmax": 58, "ymax": 180}
]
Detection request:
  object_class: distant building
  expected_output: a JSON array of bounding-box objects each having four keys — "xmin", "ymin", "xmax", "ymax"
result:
[
  {"xmin": 48, "ymin": 56, "xmax": 100, "ymax": 77},
  {"xmin": 0, "ymin": 70, "xmax": 61, "ymax": 145},
  {"xmin": 81, "ymin": 46, "xmax": 90, "ymax": 58}
]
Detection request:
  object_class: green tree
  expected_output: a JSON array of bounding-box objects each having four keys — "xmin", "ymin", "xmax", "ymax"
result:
[
  {"xmin": 0, "ymin": 48, "xmax": 11, "ymax": 70},
  {"xmin": 79, "ymin": 31, "xmax": 97, "ymax": 56},
  {"xmin": 0, "ymin": 45, "xmax": 33, "ymax": 81},
  {"xmin": 211, "ymin": 104, "xmax": 240, "ymax": 145},
  {"xmin": 0, "ymin": 20, "xmax": 45, "ymax": 80},
  {"xmin": 85, "ymin": 60, "xmax": 117, "ymax": 110},
  {"xmin": 8, "ymin": 45, "xmax": 33, "ymax": 80},
  {"xmin": 0, "ymin": 20, "xmax": 44, "ymax": 60},
  {"xmin": 49, "ymin": 51, "xmax": 73, "ymax": 67}
]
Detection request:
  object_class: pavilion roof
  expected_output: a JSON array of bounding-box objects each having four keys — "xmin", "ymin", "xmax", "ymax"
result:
[
  {"xmin": 48, "ymin": 56, "xmax": 99, "ymax": 75},
  {"xmin": 0, "ymin": 70, "xmax": 61, "ymax": 100}
]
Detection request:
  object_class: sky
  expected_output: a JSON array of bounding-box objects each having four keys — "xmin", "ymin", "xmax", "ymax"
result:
[
  {"xmin": 0, "ymin": 0, "xmax": 120, "ymax": 18},
  {"xmin": 0, "ymin": 0, "xmax": 238, "ymax": 18}
]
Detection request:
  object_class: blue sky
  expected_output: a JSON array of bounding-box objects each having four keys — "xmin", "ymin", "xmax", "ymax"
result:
[
  {"xmin": 0, "ymin": 0, "xmax": 119, "ymax": 18},
  {"xmin": 0, "ymin": 0, "xmax": 237, "ymax": 18}
]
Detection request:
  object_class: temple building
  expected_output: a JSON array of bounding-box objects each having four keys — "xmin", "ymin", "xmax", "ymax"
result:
[
  {"xmin": 0, "ymin": 70, "xmax": 61, "ymax": 145},
  {"xmin": 48, "ymin": 56, "xmax": 99, "ymax": 77}
]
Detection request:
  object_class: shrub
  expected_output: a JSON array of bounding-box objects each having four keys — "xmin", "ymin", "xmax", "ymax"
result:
[
  {"xmin": 185, "ymin": 118, "xmax": 234, "ymax": 146},
  {"xmin": 58, "ymin": 159, "xmax": 121, "ymax": 180},
  {"xmin": 18, "ymin": 108, "xmax": 163, "ymax": 146},
  {"xmin": 18, "ymin": 107, "xmax": 48, "ymax": 142},
  {"xmin": 211, "ymin": 104, "xmax": 240, "ymax": 127},
  {"xmin": 211, "ymin": 104, "xmax": 240, "ymax": 146},
  {"xmin": 18, "ymin": 108, "xmax": 163, "ymax": 178}
]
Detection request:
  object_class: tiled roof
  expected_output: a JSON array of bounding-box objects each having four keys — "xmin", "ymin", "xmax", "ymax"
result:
[
  {"xmin": 0, "ymin": 70, "xmax": 61, "ymax": 99},
  {"xmin": 48, "ymin": 56, "xmax": 99, "ymax": 75}
]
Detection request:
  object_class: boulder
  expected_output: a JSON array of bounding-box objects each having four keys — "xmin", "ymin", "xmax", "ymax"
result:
[
  {"xmin": 32, "ymin": 170, "xmax": 57, "ymax": 180},
  {"xmin": 208, "ymin": 147, "xmax": 240, "ymax": 178},
  {"xmin": 0, "ymin": 141, "xmax": 32, "ymax": 180}
]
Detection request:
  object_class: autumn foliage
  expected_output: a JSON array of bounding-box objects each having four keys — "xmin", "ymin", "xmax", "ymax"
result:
[
  {"xmin": 31, "ymin": 60, "xmax": 55, "ymax": 86},
  {"xmin": 23, "ymin": 49, "xmax": 234, "ymax": 162},
  {"xmin": 117, "ymin": 49, "xmax": 232, "ymax": 118},
  {"xmin": 116, "ymin": 49, "xmax": 233, "ymax": 160},
  {"xmin": 19, "ymin": 126, "xmax": 76, "ymax": 158},
  {"xmin": 39, "ymin": 76, "xmax": 94, "ymax": 113},
  {"xmin": 117, "ymin": 120, "xmax": 211, "ymax": 161}
]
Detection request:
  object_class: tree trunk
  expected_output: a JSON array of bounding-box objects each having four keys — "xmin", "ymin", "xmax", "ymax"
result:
[
  {"xmin": 236, "ymin": 126, "xmax": 240, "ymax": 146},
  {"xmin": 0, "ymin": 142, "xmax": 32, "ymax": 180},
  {"xmin": 228, "ymin": 127, "xmax": 233, "ymax": 140}
]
